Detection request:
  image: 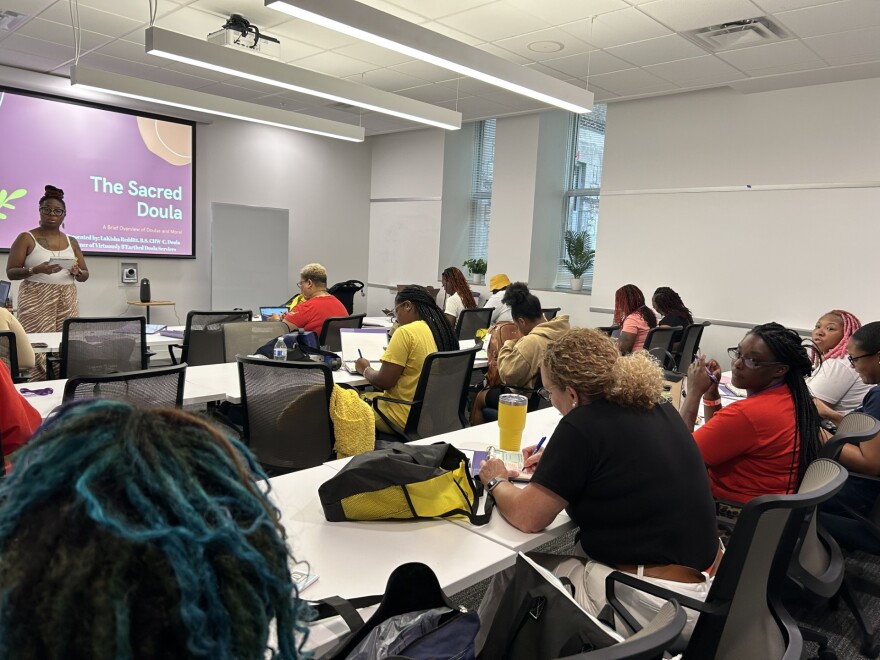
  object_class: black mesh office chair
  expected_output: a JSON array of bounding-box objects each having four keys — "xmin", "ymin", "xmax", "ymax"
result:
[
  {"xmin": 0, "ymin": 331, "xmax": 25, "ymax": 383},
  {"xmin": 63, "ymin": 364, "xmax": 186, "ymax": 408},
  {"xmin": 222, "ymin": 321, "xmax": 288, "ymax": 362},
  {"xmin": 456, "ymin": 307, "xmax": 493, "ymax": 341},
  {"xmin": 642, "ymin": 326, "xmax": 681, "ymax": 369},
  {"xmin": 328, "ymin": 279, "xmax": 364, "ymax": 314},
  {"xmin": 373, "ymin": 348, "xmax": 477, "ymax": 443},
  {"xmin": 583, "ymin": 600, "xmax": 686, "ymax": 659},
  {"xmin": 170, "ymin": 310, "xmax": 252, "ymax": 366},
  {"xmin": 237, "ymin": 356, "xmax": 335, "ymax": 474},
  {"xmin": 672, "ymin": 322, "xmax": 712, "ymax": 372},
  {"xmin": 55, "ymin": 317, "xmax": 147, "ymax": 379},
  {"xmin": 319, "ymin": 314, "xmax": 366, "ymax": 352},
  {"xmin": 606, "ymin": 459, "xmax": 847, "ymax": 660},
  {"xmin": 542, "ymin": 308, "xmax": 561, "ymax": 321}
]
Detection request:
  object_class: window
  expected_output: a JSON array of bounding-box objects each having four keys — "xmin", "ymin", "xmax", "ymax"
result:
[
  {"xmin": 468, "ymin": 118, "xmax": 496, "ymax": 260},
  {"xmin": 556, "ymin": 105, "xmax": 607, "ymax": 289}
]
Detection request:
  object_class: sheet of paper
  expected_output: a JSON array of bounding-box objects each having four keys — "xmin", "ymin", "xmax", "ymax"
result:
[{"xmin": 340, "ymin": 327, "xmax": 388, "ymax": 363}]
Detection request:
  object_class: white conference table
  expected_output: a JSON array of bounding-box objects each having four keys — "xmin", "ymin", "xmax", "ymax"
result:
[
  {"xmin": 27, "ymin": 331, "xmax": 179, "ymax": 354},
  {"xmin": 17, "ymin": 361, "xmax": 369, "ymax": 419},
  {"xmin": 362, "ymin": 316, "xmax": 394, "ymax": 329}
]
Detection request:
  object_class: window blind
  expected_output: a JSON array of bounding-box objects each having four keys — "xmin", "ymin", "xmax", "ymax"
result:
[{"xmin": 468, "ymin": 118, "xmax": 496, "ymax": 261}]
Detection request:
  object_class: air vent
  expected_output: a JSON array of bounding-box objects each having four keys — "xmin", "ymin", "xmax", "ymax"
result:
[
  {"xmin": 683, "ymin": 17, "xmax": 788, "ymax": 52},
  {"xmin": 0, "ymin": 9, "xmax": 28, "ymax": 31}
]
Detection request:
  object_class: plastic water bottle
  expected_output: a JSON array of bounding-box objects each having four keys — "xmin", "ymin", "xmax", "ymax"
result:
[{"xmin": 273, "ymin": 337, "xmax": 286, "ymax": 361}]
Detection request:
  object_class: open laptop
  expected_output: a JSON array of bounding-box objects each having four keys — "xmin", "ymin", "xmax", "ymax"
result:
[
  {"xmin": 260, "ymin": 306, "xmax": 289, "ymax": 321},
  {"xmin": 0, "ymin": 280, "xmax": 10, "ymax": 306},
  {"xmin": 340, "ymin": 327, "xmax": 388, "ymax": 373}
]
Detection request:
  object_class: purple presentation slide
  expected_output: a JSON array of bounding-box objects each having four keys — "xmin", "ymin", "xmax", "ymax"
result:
[{"xmin": 0, "ymin": 90, "xmax": 194, "ymax": 257}]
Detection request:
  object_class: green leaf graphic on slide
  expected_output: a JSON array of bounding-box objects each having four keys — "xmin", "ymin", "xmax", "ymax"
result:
[{"xmin": 0, "ymin": 188, "xmax": 27, "ymax": 220}]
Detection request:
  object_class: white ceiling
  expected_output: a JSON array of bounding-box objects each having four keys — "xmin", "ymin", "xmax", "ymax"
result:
[{"xmin": 2, "ymin": 0, "xmax": 880, "ymax": 135}]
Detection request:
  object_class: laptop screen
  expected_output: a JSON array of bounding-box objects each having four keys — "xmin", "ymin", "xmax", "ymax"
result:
[
  {"xmin": 259, "ymin": 307, "xmax": 289, "ymax": 321},
  {"xmin": 0, "ymin": 280, "xmax": 10, "ymax": 305}
]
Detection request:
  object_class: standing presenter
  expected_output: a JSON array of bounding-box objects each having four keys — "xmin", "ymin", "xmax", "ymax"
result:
[{"xmin": 6, "ymin": 185, "xmax": 89, "ymax": 379}]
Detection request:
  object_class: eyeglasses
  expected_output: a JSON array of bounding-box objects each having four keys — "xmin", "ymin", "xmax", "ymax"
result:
[
  {"xmin": 296, "ymin": 280, "xmax": 307, "ymax": 289},
  {"xmin": 392, "ymin": 302, "xmax": 406, "ymax": 319},
  {"xmin": 39, "ymin": 207, "xmax": 65, "ymax": 216},
  {"xmin": 848, "ymin": 352, "xmax": 877, "ymax": 367},
  {"xmin": 727, "ymin": 347, "xmax": 783, "ymax": 369},
  {"xmin": 537, "ymin": 387, "xmax": 551, "ymax": 402}
]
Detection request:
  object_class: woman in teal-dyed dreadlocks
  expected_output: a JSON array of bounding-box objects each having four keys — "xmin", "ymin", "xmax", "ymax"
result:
[{"xmin": 0, "ymin": 400, "xmax": 312, "ymax": 660}]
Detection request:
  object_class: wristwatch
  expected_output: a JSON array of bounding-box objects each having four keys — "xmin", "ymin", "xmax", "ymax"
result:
[{"xmin": 486, "ymin": 476, "xmax": 508, "ymax": 493}]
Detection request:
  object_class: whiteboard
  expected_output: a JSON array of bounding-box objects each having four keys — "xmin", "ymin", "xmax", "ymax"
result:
[
  {"xmin": 211, "ymin": 203, "xmax": 289, "ymax": 313},
  {"xmin": 368, "ymin": 200, "xmax": 441, "ymax": 286},
  {"xmin": 591, "ymin": 187, "xmax": 880, "ymax": 329}
]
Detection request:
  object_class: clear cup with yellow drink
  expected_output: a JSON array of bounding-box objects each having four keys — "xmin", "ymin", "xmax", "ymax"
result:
[{"xmin": 498, "ymin": 393, "xmax": 528, "ymax": 451}]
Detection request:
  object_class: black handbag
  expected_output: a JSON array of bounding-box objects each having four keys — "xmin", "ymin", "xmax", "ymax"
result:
[
  {"xmin": 478, "ymin": 554, "xmax": 620, "ymax": 660},
  {"xmin": 314, "ymin": 562, "xmax": 479, "ymax": 660}
]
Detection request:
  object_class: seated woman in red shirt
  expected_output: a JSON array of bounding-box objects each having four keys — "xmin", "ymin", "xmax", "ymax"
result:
[
  {"xmin": 271, "ymin": 263, "xmax": 347, "ymax": 335},
  {"xmin": 613, "ymin": 284, "xmax": 656, "ymax": 354},
  {"xmin": 680, "ymin": 322, "xmax": 821, "ymax": 503},
  {"xmin": 0, "ymin": 361, "xmax": 41, "ymax": 463}
]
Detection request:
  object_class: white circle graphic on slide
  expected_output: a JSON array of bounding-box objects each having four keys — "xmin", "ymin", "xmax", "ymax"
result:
[{"xmin": 136, "ymin": 117, "xmax": 192, "ymax": 166}]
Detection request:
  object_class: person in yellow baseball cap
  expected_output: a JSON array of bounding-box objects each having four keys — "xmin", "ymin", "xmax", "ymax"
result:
[{"xmin": 484, "ymin": 273, "xmax": 513, "ymax": 323}]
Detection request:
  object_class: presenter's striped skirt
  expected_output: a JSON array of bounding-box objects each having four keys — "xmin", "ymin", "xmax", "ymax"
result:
[{"xmin": 17, "ymin": 280, "xmax": 78, "ymax": 381}]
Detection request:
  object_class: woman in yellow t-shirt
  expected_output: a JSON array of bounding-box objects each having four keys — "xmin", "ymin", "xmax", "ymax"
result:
[{"xmin": 355, "ymin": 285, "xmax": 459, "ymax": 433}]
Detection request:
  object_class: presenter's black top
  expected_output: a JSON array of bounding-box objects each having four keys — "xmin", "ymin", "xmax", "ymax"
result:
[
  {"xmin": 531, "ymin": 399, "xmax": 717, "ymax": 569},
  {"xmin": 659, "ymin": 314, "xmax": 690, "ymax": 344}
]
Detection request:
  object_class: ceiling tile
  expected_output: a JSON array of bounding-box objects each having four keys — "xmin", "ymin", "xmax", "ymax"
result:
[
  {"xmin": 6, "ymin": 0, "xmax": 55, "ymax": 14},
  {"xmin": 637, "ymin": 0, "xmax": 765, "ymax": 32},
  {"xmin": 492, "ymin": 27, "xmax": 594, "ymax": 62},
  {"xmin": 16, "ymin": 18, "xmax": 114, "ymax": 52},
  {"xmin": 270, "ymin": 19, "xmax": 358, "ymax": 49},
  {"xmin": 476, "ymin": 41, "xmax": 533, "ymax": 64},
  {"xmin": 505, "ymin": 0, "xmax": 629, "ymax": 25},
  {"xmin": 356, "ymin": 0, "xmax": 428, "ymax": 23},
  {"xmin": 155, "ymin": 6, "xmax": 230, "ymax": 40},
  {"xmin": 38, "ymin": 2, "xmax": 144, "ymax": 36},
  {"xmin": 436, "ymin": 2, "xmax": 551, "ymax": 42},
  {"xmin": 716, "ymin": 38, "xmax": 826, "ymax": 72},
  {"xmin": 1, "ymin": 32, "xmax": 75, "ymax": 62},
  {"xmin": 293, "ymin": 51, "xmax": 377, "ymax": 77},
  {"xmin": 524, "ymin": 61, "xmax": 578, "ymax": 81},
  {"xmin": 803, "ymin": 25, "xmax": 880, "ymax": 65},
  {"xmin": 278, "ymin": 38, "xmax": 322, "ymax": 63},
  {"xmin": 562, "ymin": 8, "xmax": 672, "ymax": 49},
  {"xmin": 78, "ymin": 0, "xmax": 152, "ymax": 22},
  {"xmin": 774, "ymin": 0, "xmax": 880, "ymax": 38},
  {"xmin": 189, "ymin": 0, "xmax": 290, "ymax": 30},
  {"xmin": 540, "ymin": 50, "xmax": 634, "ymax": 77},
  {"xmin": 383, "ymin": 0, "xmax": 495, "ymax": 21},
  {"xmin": 98, "ymin": 37, "xmax": 161, "ymax": 66},
  {"xmin": 446, "ymin": 76, "xmax": 505, "ymax": 96},
  {"xmin": 419, "ymin": 20, "xmax": 488, "ymax": 45},
  {"xmin": 334, "ymin": 42, "xmax": 413, "ymax": 67},
  {"xmin": 343, "ymin": 67, "xmax": 427, "ymax": 92},
  {"xmin": 752, "ymin": 0, "xmax": 842, "ymax": 11},
  {"xmin": 396, "ymin": 82, "xmax": 465, "ymax": 103},
  {"xmin": 586, "ymin": 66, "xmax": 678, "ymax": 94},
  {"xmin": 0, "ymin": 47, "xmax": 66, "ymax": 73},
  {"xmin": 606, "ymin": 34, "xmax": 707, "ymax": 66},
  {"xmin": 644, "ymin": 54, "xmax": 747, "ymax": 84},
  {"xmin": 391, "ymin": 59, "xmax": 460, "ymax": 82}
]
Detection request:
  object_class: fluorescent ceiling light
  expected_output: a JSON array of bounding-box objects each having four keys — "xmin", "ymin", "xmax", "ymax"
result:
[
  {"xmin": 69, "ymin": 65, "xmax": 364, "ymax": 142},
  {"xmin": 145, "ymin": 27, "xmax": 461, "ymax": 130},
  {"xmin": 266, "ymin": 0, "xmax": 593, "ymax": 114}
]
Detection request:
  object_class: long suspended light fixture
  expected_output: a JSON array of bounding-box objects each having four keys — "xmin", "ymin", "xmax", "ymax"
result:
[
  {"xmin": 265, "ymin": 0, "xmax": 594, "ymax": 114},
  {"xmin": 70, "ymin": 65, "xmax": 365, "ymax": 141},
  {"xmin": 145, "ymin": 27, "xmax": 461, "ymax": 130}
]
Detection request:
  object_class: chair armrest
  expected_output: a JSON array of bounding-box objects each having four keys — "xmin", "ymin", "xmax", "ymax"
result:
[
  {"xmin": 370, "ymin": 395, "xmax": 417, "ymax": 408},
  {"xmin": 46, "ymin": 354, "xmax": 60, "ymax": 379},
  {"xmin": 167, "ymin": 343, "xmax": 183, "ymax": 365},
  {"xmin": 605, "ymin": 570, "xmax": 723, "ymax": 635},
  {"xmin": 371, "ymin": 396, "xmax": 414, "ymax": 442}
]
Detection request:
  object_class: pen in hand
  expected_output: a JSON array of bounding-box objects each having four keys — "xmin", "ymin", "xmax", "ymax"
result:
[
  {"xmin": 534, "ymin": 436, "xmax": 547, "ymax": 453},
  {"xmin": 693, "ymin": 354, "xmax": 718, "ymax": 385},
  {"xmin": 358, "ymin": 349, "xmax": 363, "ymax": 359}
]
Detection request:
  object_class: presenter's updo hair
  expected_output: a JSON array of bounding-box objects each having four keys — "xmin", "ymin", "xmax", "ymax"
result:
[
  {"xmin": 543, "ymin": 328, "xmax": 663, "ymax": 410},
  {"xmin": 502, "ymin": 282, "xmax": 542, "ymax": 321},
  {"xmin": 39, "ymin": 184, "xmax": 66, "ymax": 208}
]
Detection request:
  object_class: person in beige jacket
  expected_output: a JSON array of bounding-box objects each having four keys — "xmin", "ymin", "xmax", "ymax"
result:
[
  {"xmin": 0, "ymin": 307, "xmax": 35, "ymax": 373},
  {"xmin": 471, "ymin": 282, "xmax": 570, "ymax": 424}
]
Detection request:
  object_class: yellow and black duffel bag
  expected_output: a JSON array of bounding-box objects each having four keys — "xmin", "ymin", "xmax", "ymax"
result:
[{"xmin": 318, "ymin": 443, "xmax": 493, "ymax": 524}]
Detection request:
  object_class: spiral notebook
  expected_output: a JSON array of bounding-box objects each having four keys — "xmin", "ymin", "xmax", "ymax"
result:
[{"xmin": 471, "ymin": 447, "xmax": 533, "ymax": 482}]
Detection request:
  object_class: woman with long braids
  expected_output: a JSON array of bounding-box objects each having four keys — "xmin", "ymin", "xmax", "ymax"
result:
[
  {"xmin": 613, "ymin": 284, "xmax": 657, "ymax": 354},
  {"xmin": 807, "ymin": 309, "xmax": 871, "ymax": 424},
  {"xmin": 355, "ymin": 285, "xmax": 458, "ymax": 433},
  {"xmin": 681, "ymin": 322, "xmax": 821, "ymax": 503},
  {"xmin": 441, "ymin": 266, "xmax": 476, "ymax": 327},
  {"xmin": 652, "ymin": 286, "xmax": 693, "ymax": 344},
  {"xmin": 0, "ymin": 400, "xmax": 311, "ymax": 659}
]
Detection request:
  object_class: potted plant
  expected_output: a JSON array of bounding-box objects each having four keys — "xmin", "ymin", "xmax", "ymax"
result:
[
  {"xmin": 562, "ymin": 230, "xmax": 595, "ymax": 292},
  {"xmin": 462, "ymin": 258, "xmax": 487, "ymax": 285}
]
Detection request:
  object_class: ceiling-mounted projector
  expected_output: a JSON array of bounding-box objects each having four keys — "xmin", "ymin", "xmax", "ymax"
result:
[{"xmin": 207, "ymin": 14, "xmax": 280, "ymax": 60}]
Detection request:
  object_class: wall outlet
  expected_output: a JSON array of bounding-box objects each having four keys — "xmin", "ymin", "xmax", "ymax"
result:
[{"xmin": 121, "ymin": 262, "xmax": 138, "ymax": 284}]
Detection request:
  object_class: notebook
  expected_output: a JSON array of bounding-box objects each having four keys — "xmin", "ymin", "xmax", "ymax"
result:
[
  {"xmin": 260, "ymin": 306, "xmax": 289, "ymax": 321},
  {"xmin": 160, "ymin": 329, "xmax": 185, "ymax": 339},
  {"xmin": 340, "ymin": 327, "xmax": 388, "ymax": 373},
  {"xmin": 471, "ymin": 447, "xmax": 533, "ymax": 482},
  {"xmin": 291, "ymin": 569, "xmax": 319, "ymax": 593}
]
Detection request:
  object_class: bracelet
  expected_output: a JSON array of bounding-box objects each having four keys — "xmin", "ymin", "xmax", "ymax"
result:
[{"xmin": 703, "ymin": 398, "xmax": 723, "ymax": 407}]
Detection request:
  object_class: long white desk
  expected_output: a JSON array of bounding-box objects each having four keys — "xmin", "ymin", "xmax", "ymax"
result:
[
  {"xmin": 27, "ymin": 331, "xmax": 179, "ymax": 354},
  {"xmin": 17, "ymin": 361, "xmax": 369, "ymax": 418}
]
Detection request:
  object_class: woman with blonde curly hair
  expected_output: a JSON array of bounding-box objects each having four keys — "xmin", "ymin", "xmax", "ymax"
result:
[{"xmin": 476, "ymin": 328, "xmax": 719, "ymax": 642}]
